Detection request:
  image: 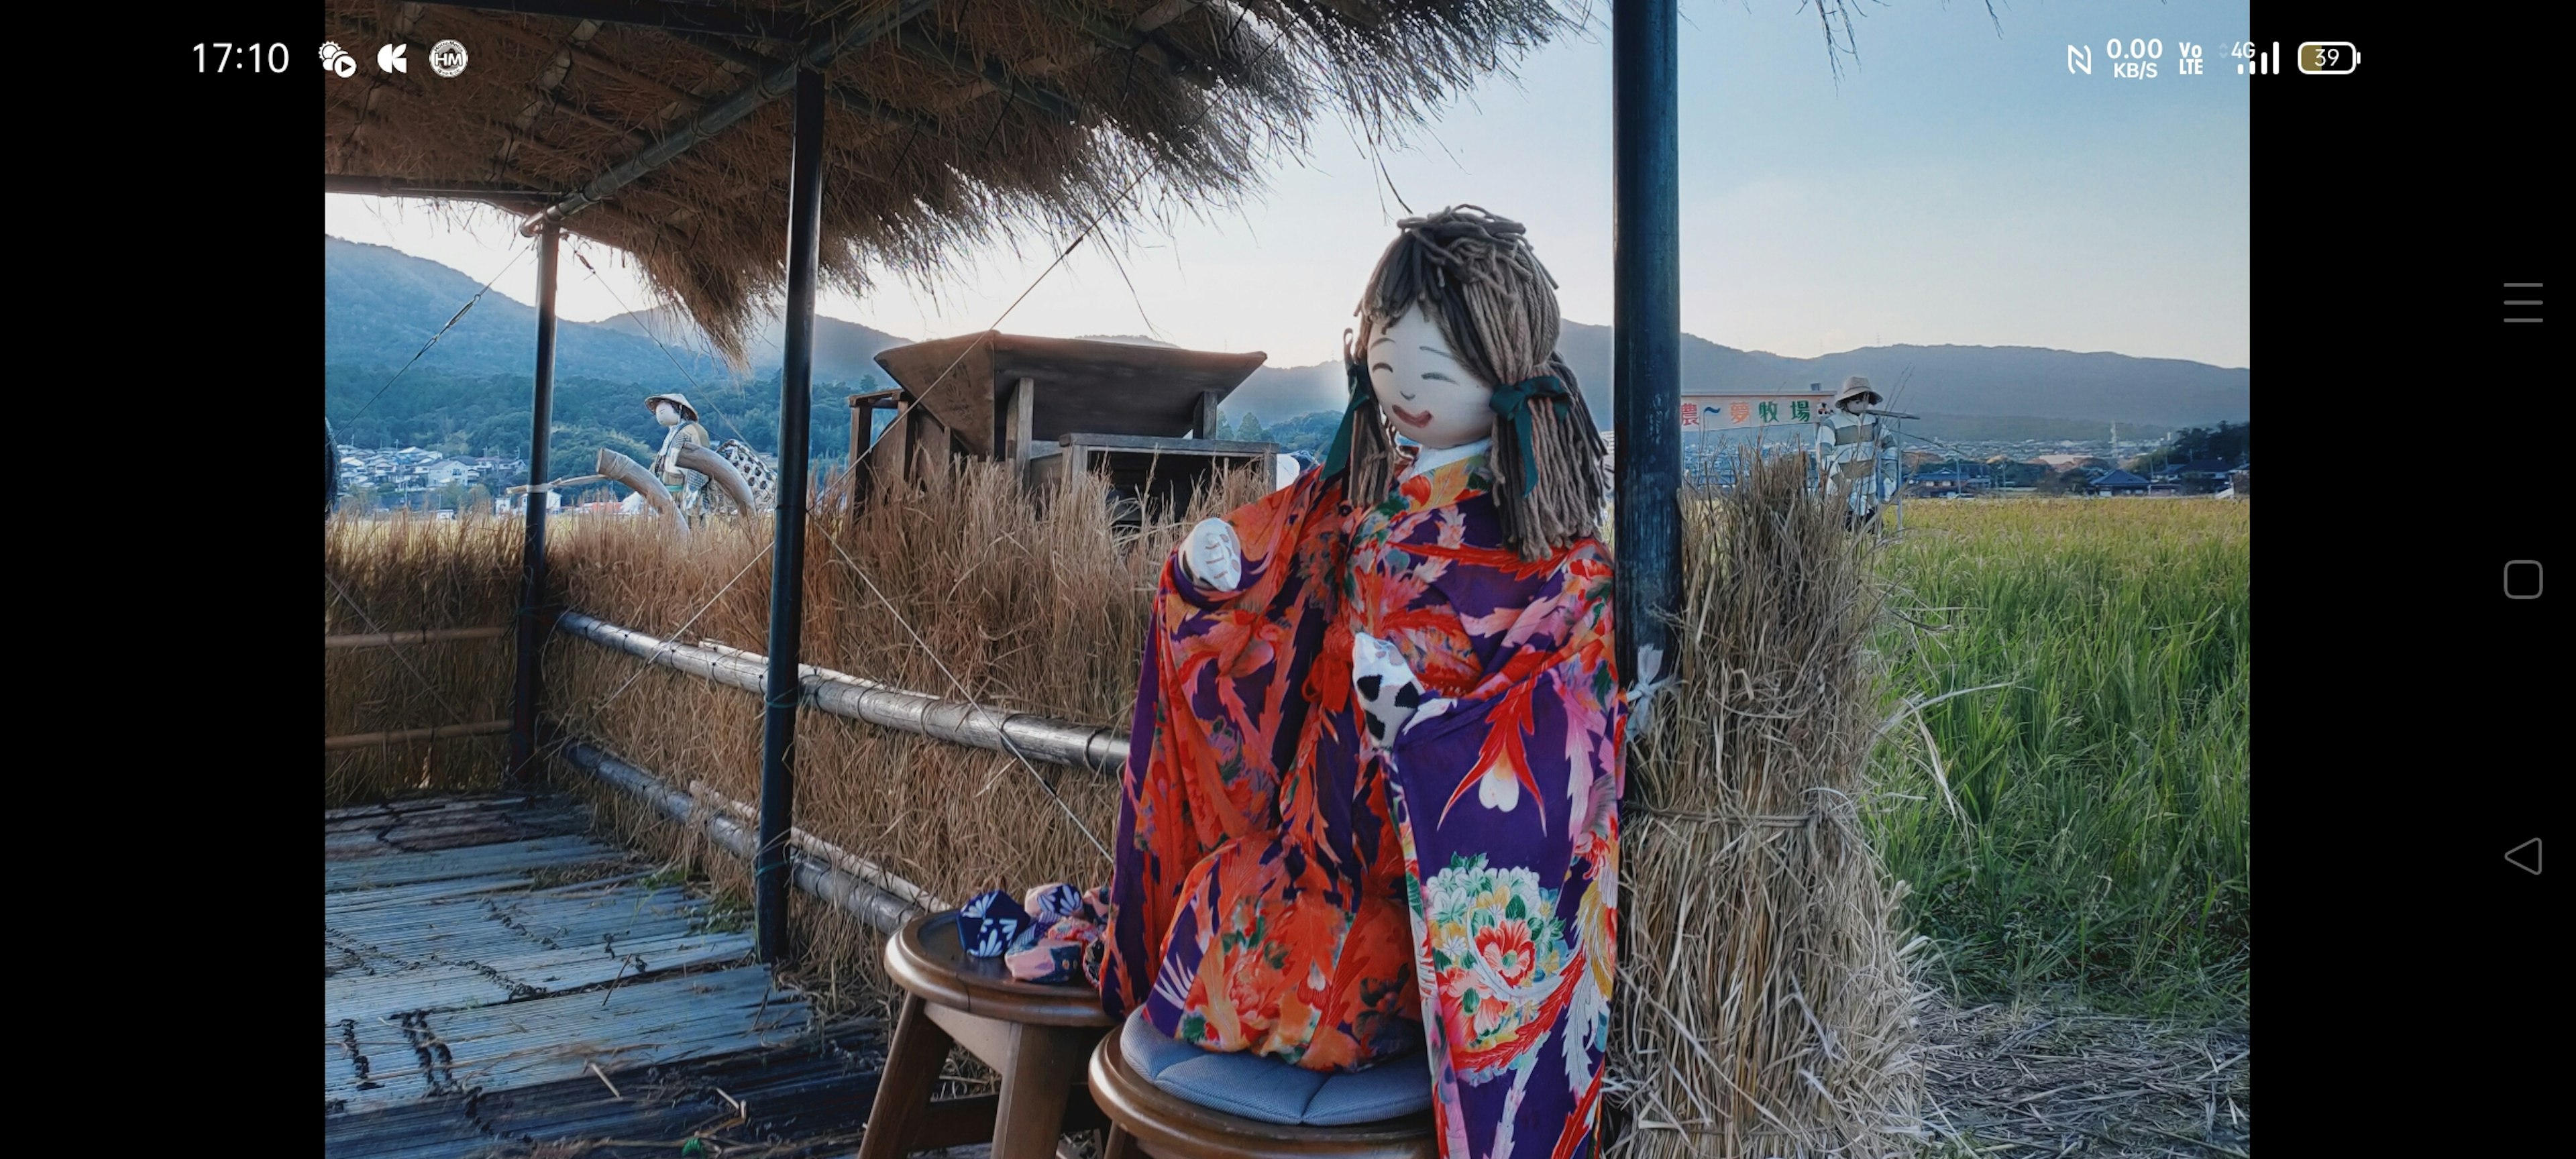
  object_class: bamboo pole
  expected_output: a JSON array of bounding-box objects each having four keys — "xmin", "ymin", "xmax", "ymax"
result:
[
  {"xmin": 326, "ymin": 719, "xmax": 513, "ymax": 751},
  {"xmin": 686, "ymin": 778, "xmax": 949, "ymax": 914},
  {"xmin": 558, "ymin": 740, "xmax": 930, "ymax": 935},
  {"xmin": 550, "ymin": 611, "xmax": 1130, "ymax": 775},
  {"xmin": 325, "ymin": 626, "xmax": 509, "ymax": 649}
]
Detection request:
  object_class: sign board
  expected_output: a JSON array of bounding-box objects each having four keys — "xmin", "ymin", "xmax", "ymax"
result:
[{"xmin": 1679, "ymin": 394, "xmax": 1834, "ymax": 430}]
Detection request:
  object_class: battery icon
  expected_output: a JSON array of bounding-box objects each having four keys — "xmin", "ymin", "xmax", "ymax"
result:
[{"xmin": 2299, "ymin": 42, "xmax": 2359, "ymax": 74}]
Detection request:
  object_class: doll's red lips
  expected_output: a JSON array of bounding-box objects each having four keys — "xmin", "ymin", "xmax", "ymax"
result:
[{"xmin": 1391, "ymin": 406, "xmax": 1432, "ymax": 427}]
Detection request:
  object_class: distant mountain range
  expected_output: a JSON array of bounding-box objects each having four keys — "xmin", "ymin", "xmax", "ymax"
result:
[
  {"xmin": 327, "ymin": 235, "xmax": 2248, "ymax": 452},
  {"xmin": 327, "ymin": 235, "xmax": 914, "ymax": 386},
  {"xmin": 1220, "ymin": 328, "xmax": 2249, "ymax": 434}
]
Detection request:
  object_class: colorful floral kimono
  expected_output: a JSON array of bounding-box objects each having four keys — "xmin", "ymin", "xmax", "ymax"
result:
[{"xmin": 1102, "ymin": 451, "xmax": 1625, "ymax": 1159}]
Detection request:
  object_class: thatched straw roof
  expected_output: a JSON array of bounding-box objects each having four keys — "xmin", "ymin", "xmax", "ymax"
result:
[
  {"xmin": 323, "ymin": 1, "xmax": 1578, "ymax": 361},
  {"xmin": 873, "ymin": 332, "xmax": 1265, "ymax": 455}
]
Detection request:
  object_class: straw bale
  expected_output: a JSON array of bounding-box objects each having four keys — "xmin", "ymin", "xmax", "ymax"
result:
[{"xmin": 1605, "ymin": 455, "xmax": 1927, "ymax": 1158}]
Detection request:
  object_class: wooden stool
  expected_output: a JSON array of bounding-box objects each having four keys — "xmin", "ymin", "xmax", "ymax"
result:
[
  {"xmin": 858, "ymin": 910, "xmax": 1118, "ymax": 1159},
  {"xmin": 1087, "ymin": 1029, "xmax": 1437, "ymax": 1159}
]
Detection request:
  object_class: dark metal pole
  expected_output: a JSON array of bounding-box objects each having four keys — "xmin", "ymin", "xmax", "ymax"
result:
[
  {"xmin": 1613, "ymin": 0, "xmax": 1682, "ymax": 692},
  {"xmin": 506, "ymin": 222, "xmax": 561, "ymax": 787},
  {"xmin": 757, "ymin": 66, "xmax": 826, "ymax": 964}
]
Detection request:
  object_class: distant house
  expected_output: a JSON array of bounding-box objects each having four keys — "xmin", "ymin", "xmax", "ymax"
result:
[
  {"xmin": 2092, "ymin": 468, "xmax": 2151, "ymax": 496},
  {"xmin": 422, "ymin": 460, "xmax": 474, "ymax": 486},
  {"xmin": 2029, "ymin": 453, "xmax": 2108, "ymax": 472},
  {"xmin": 1909, "ymin": 466, "xmax": 1990, "ymax": 497}
]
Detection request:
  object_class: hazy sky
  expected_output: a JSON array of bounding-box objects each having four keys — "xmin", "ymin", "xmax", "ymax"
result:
[{"xmin": 324, "ymin": 1, "xmax": 2250, "ymax": 369}]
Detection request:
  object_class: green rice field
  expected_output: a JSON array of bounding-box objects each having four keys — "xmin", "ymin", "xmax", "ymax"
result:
[{"xmin": 1867, "ymin": 498, "xmax": 2249, "ymax": 1022}]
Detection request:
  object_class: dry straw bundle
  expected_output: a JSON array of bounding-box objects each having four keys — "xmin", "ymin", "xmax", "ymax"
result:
[
  {"xmin": 1607, "ymin": 453, "xmax": 1926, "ymax": 1157},
  {"xmin": 323, "ymin": 514, "xmax": 523, "ymax": 804}
]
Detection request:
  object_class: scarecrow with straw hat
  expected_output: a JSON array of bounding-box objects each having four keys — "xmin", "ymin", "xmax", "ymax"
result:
[
  {"xmin": 646, "ymin": 392, "xmax": 712, "ymax": 512},
  {"xmin": 1102, "ymin": 206, "xmax": 1625, "ymax": 1159},
  {"xmin": 1814, "ymin": 375, "xmax": 1894, "ymax": 528}
]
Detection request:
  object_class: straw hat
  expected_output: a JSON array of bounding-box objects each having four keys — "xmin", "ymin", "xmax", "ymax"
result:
[
  {"xmin": 1832, "ymin": 376, "xmax": 1881, "ymax": 407},
  {"xmin": 645, "ymin": 392, "xmax": 700, "ymax": 422}
]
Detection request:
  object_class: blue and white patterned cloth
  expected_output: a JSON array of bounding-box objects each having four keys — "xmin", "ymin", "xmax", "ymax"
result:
[{"xmin": 959, "ymin": 889, "xmax": 1030, "ymax": 958}]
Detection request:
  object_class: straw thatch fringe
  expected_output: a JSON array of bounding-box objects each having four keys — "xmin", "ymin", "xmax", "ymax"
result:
[
  {"xmin": 1606, "ymin": 454, "xmax": 1927, "ymax": 1158},
  {"xmin": 323, "ymin": 0, "xmax": 1587, "ymax": 361}
]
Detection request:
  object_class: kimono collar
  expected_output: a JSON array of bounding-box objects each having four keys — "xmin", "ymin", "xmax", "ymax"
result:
[{"xmin": 1403, "ymin": 437, "xmax": 1491, "ymax": 480}]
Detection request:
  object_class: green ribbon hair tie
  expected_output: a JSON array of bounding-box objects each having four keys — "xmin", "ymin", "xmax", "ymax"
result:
[
  {"xmin": 1489, "ymin": 374, "xmax": 1570, "ymax": 494},
  {"xmin": 1320, "ymin": 357, "xmax": 1373, "ymax": 482}
]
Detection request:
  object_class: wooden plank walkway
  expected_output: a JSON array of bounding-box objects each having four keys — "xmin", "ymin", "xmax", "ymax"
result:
[{"xmin": 324, "ymin": 794, "xmax": 885, "ymax": 1158}]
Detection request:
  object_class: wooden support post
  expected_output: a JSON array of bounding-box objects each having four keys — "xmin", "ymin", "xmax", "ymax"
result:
[
  {"xmin": 847, "ymin": 395, "xmax": 867, "ymax": 511},
  {"xmin": 1613, "ymin": 0, "xmax": 1681, "ymax": 698},
  {"xmin": 506, "ymin": 220, "xmax": 560, "ymax": 790},
  {"xmin": 1193, "ymin": 389, "xmax": 1221, "ymax": 439},
  {"xmin": 756, "ymin": 65, "xmax": 826, "ymax": 966},
  {"xmin": 878, "ymin": 405, "xmax": 912, "ymax": 492},
  {"xmin": 919, "ymin": 416, "xmax": 953, "ymax": 481},
  {"xmin": 1006, "ymin": 376, "xmax": 1036, "ymax": 484}
]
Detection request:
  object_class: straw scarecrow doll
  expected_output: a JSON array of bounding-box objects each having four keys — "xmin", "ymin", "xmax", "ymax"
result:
[
  {"xmin": 1813, "ymin": 376, "xmax": 1893, "ymax": 527},
  {"xmin": 647, "ymin": 392, "xmax": 712, "ymax": 512},
  {"xmin": 1103, "ymin": 207, "xmax": 1625, "ymax": 1159}
]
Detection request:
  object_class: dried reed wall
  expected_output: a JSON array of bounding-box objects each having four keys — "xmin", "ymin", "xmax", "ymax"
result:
[{"xmin": 323, "ymin": 516, "xmax": 523, "ymax": 803}]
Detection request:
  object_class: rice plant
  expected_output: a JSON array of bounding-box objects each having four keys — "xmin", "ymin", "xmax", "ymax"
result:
[{"xmin": 1866, "ymin": 498, "xmax": 2250, "ymax": 1022}]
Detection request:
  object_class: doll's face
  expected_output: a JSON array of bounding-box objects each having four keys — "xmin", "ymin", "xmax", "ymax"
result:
[
  {"xmin": 655, "ymin": 402, "xmax": 681, "ymax": 427},
  {"xmin": 1365, "ymin": 303, "xmax": 1495, "ymax": 450}
]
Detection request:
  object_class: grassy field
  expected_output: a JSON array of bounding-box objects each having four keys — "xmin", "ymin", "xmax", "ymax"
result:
[{"xmin": 1866, "ymin": 498, "xmax": 2249, "ymax": 1023}]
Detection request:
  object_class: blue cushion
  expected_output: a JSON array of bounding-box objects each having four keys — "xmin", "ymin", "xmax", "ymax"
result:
[{"xmin": 1118, "ymin": 1010, "xmax": 1432, "ymax": 1126}]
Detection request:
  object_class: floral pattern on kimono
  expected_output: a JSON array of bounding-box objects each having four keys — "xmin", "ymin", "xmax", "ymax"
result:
[{"xmin": 1102, "ymin": 452, "xmax": 1625, "ymax": 1159}]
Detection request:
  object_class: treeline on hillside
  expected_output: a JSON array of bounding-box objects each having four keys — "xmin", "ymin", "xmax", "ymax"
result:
[
  {"xmin": 325, "ymin": 362, "xmax": 892, "ymax": 476},
  {"xmin": 2131, "ymin": 421, "xmax": 2250, "ymax": 472},
  {"xmin": 1217, "ymin": 409, "xmax": 1342, "ymax": 458}
]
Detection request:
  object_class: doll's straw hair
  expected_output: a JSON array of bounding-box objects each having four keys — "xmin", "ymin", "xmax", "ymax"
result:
[{"xmin": 1348, "ymin": 206, "xmax": 1608, "ymax": 560}]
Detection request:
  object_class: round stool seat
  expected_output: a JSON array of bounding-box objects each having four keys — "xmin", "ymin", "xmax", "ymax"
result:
[
  {"xmin": 1089, "ymin": 1013, "xmax": 1436, "ymax": 1159},
  {"xmin": 861, "ymin": 913, "xmax": 1116, "ymax": 1159},
  {"xmin": 886, "ymin": 910, "xmax": 1117, "ymax": 1028}
]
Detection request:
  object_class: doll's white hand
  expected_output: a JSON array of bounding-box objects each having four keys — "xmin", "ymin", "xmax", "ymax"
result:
[
  {"xmin": 1181, "ymin": 518, "xmax": 1242, "ymax": 591},
  {"xmin": 1351, "ymin": 632, "xmax": 1453, "ymax": 746}
]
